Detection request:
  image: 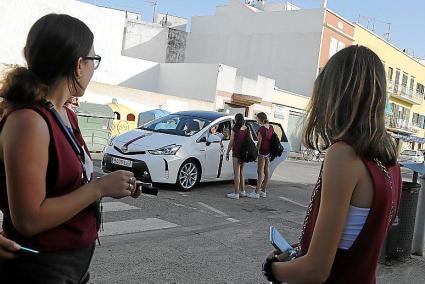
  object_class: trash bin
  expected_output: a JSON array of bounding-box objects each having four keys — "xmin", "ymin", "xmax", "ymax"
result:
[{"xmin": 386, "ymin": 181, "xmax": 421, "ymax": 261}]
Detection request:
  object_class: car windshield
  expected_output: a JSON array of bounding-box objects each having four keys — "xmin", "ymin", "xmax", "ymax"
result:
[
  {"xmin": 402, "ymin": 150, "xmax": 418, "ymax": 156},
  {"xmin": 141, "ymin": 114, "xmax": 210, "ymax": 137}
]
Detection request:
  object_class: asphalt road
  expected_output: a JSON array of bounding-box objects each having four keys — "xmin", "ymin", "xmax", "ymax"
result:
[{"xmin": 87, "ymin": 159, "xmax": 425, "ymax": 283}]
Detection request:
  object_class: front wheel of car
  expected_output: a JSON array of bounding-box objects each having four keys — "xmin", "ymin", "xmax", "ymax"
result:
[{"xmin": 176, "ymin": 160, "xmax": 200, "ymax": 191}]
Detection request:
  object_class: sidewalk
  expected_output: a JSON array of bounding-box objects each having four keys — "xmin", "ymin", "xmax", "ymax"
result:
[{"xmin": 377, "ymin": 255, "xmax": 425, "ymax": 283}]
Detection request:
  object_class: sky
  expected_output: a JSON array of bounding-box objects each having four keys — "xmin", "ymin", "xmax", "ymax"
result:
[{"xmin": 79, "ymin": 0, "xmax": 425, "ymax": 59}]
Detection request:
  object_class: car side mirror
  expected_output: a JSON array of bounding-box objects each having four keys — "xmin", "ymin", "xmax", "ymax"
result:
[{"xmin": 206, "ymin": 142, "xmax": 211, "ymax": 146}]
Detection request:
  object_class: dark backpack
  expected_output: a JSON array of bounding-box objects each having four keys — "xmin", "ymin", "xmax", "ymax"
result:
[
  {"xmin": 270, "ymin": 131, "xmax": 284, "ymax": 161},
  {"xmin": 239, "ymin": 128, "xmax": 258, "ymax": 163}
]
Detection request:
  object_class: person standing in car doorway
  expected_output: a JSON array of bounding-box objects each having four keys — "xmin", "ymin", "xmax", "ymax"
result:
[
  {"xmin": 226, "ymin": 113, "xmax": 248, "ymax": 199},
  {"xmin": 207, "ymin": 125, "xmax": 225, "ymax": 178},
  {"xmin": 247, "ymin": 112, "xmax": 272, "ymax": 199}
]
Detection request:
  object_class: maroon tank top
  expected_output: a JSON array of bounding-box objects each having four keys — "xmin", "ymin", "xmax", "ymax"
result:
[
  {"xmin": 298, "ymin": 157, "xmax": 402, "ymax": 283},
  {"xmin": 0, "ymin": 105, "xmax": 97, "ymax": 251},
  {"xmin": 258, "ymin": 125, "xmax": 273, "ymax": 155},
  {"xmin": 232, "ymin": 128, "xmax": 248, "ymax": 158}
]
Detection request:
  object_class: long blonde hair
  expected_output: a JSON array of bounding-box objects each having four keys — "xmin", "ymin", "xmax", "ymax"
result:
[{"xmin": 303, "ymin": 45, "xmax": 397, "ymax": 165}]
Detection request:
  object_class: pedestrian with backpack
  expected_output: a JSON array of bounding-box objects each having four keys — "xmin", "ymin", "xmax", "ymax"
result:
[
  {"xmin": 247, "ymin": 112, "xmax": 272, "ymax": 199},
  {"xmin": 226, "ymin": 113, "xmax": 249, "ymax": 200}
]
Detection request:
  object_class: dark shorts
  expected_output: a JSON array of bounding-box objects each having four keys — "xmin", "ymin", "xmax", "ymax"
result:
[{"xmin": 0, "ymin": 243, "xmax": 95, "ymax": 284}]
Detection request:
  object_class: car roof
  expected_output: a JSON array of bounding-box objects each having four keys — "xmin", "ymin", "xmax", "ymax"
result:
[{"xmin": 173, "ymin": 111, "xmax": 227, "ymax": 121}]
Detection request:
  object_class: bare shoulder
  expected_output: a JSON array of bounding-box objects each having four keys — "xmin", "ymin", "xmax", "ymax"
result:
[
  {"xmin": 324, "ymin": 142, "xmax": 364, "ymax": 177},
  {"xmin": 326, "ymin": 142, "xmax": 359, "ymax": 163},
  {"xmin": 2, "ymin": 109, "xmax": 49, "ymax": 142}
]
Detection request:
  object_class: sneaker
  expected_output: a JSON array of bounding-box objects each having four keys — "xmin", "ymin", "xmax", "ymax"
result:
[
  {"xmin": 239, "ymin": 191, "xmax": 247, "ymax": 197},
  {"xmin": 247, "ymin": 191, "xmax": 260, "ymax": 199},
  {"xmin": 226, "ymin": 193, "xmax": 239, "ymax": 200},
  {"xmin": 259, "ymin": 191, "xmax": 267, "ymax": 198}
]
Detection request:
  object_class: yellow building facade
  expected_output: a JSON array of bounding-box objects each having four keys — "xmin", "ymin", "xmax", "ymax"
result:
[
  {"xmin": 108, "ymin": 103, "xmax": 138, "ymax": 136},
  {"xmin": 354, "ymin": 24, "xmax": 425, "ymax": 150}
]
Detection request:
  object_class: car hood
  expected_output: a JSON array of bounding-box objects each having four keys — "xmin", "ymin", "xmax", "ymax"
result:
[{"xmin": 113, "ymin": 129, "xmax": 190, "ymax": 150}]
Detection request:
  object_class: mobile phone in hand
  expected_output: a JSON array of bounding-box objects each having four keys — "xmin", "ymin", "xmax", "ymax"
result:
[
  {"xmin": 269, "ymin": 226, "xmax": 297, "ymax": 259},
  {"xmin": 19, "ymin": 246, "xmax": 39, "ymax": 255}
]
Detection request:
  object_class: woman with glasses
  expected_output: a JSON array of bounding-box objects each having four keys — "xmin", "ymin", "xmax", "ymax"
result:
[{"xmin": 0, "ymin": 14, "xmax": 139, "ymax": 283}]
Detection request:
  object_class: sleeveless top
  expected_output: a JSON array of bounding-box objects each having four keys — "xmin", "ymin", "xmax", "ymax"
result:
[
  {"xmin": 299, "ymin": 157, "xmax": 402, "ymax": 283},
  {"xmin": 232, "ymin": 128, "xmax": 248, "ymax": 158},
  {"xmin": 258, "ymin": 125, "xmax": 273, "ymax": 155},
  {"xmin": 0, "ymin": 105, "xmax": 97, "ymax": 251}
]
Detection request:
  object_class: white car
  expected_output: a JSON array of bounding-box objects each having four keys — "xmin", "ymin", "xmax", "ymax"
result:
[
  {"xmin": 102, "ymin": 111, "xmax": 291, "ymax": 191},
  {"xmin": 399, "ymin": 150, "xmax": 424, "ymax": 163}
]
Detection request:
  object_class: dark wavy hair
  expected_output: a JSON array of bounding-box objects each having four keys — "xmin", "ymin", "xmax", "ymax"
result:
[
  {"xmin": 233, "ymin": 113, "xmax": 245, "ymax": 133},
  {"xmin": 302, "ymin": 45, "xmax": 397, "ymax": 165},
  {"xmin": 0, "ymin": 14, "xmax": 94, "ymax": 116},
  {"xmin": 256, "ymin": 112, "xmax": 269, "ymax": 124}
]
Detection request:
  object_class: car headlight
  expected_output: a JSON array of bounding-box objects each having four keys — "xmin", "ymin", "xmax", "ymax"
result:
[
  {"xmin": 108, "ymin": 136, "xmax": 116, "ymax": 146},
  {"xmin": 148, "ymin": 144, "xmax": 181, "ymax": 155}
]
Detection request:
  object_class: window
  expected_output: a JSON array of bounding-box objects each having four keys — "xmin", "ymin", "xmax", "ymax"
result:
[
  {"xmin": 417, "ymin": 83, "xmax": 425, "ymax": 98},
  {"xmin": 387, "ymin": 67, "xmax": 393, "ymax": 80},
  {"xmin": 394, "ymin": 69, "xmax": 401, "ymax": 92},
  {"xmin": 392, "ymin": 104, "xmax": 410, "ymax": 122},
  {"xmin": 412, "ymin": 112, "xmax": 420, "ymax": 126},
  {"xmin": 337, "ymin": 41, "xmax": 345, "ymax": 52},
  {"xmin": 143, "ymin": 114, "xmax": 210, "ymax": 137},
  {"xmin": 218, "ymin": 121, "xmax": 232, "ymax": 140},
  {"xmin": 410, "ymin": 77, "xmax": 415, "ymax": 91},
  {"xmin": 329, "ymin": 37, "xmax": 338, "ymax": 58},
  {"xmin": 329, "ymin": 37, "xmax": 346, "ymax": 59},
  {"xmin": 127, "ymin": 113, "xmax": 135, "ymax": 122},
  {"xmin": 114, "ymin": 112, "xmax": 121, "ymax": 120},
  {"xmin": 274, "ymin": 105, "xmax": 285, "ymax": 119},
  {"xmin": 402, "ymin": 73, "xmax": 408, "ymax": 87}
]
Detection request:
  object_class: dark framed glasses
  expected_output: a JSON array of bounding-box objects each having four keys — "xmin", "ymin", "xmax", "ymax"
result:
[{"xmin": 83, "ymin": 55, "xmax": 101, "ymax": 70}]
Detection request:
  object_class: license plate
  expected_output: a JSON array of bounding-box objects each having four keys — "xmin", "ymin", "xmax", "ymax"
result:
[{"xmin": 111, "ymin": 157, "xmax": 133, "ymax": 168}]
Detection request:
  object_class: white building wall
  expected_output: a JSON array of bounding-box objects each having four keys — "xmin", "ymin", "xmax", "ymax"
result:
[
  {"xmin": 185, "ymin": 1, "xmax": 324, "ymax": 97},
  {"xmin": 83, "ymin": 81, "xmax": 215, "ymax": 114},
  {"xmin": 235, "ymin": 76, "xmax": 257, "ymax": 96},
  {"xmin": 157, "ymin": 63, "xmax": 220, "ymax": 102},
  {"xmin": 122, "ymin": 20, "xmax": 168, "ymax": 62},
  {"xmin": 0, "ymin": 0, "xmax": 157, "ymax": 86},
  {"xmin": 216, "ymin": 65, "xmax": 237, "ymax": 93}
]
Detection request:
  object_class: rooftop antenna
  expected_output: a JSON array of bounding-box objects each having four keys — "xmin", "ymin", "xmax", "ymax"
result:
[
  {"xmin": 383, "ymin": 22, "xmax": 392, "ymax": 41},
  {"xmin": 145, "ymin": 0, "xmax": 158, "ymax": 23},
  {"xmin": 360, "ymin": 15, "xmax": 376, "ymax": 31}
]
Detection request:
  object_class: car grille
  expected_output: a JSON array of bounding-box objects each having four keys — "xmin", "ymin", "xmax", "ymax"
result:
[
  {"xmin": 102, "ymin": 154, "xmax": 152, "ymax": 183},
  {"xmin": 113, "ymin": 146, "xmax": 146, "ymax": 155}
]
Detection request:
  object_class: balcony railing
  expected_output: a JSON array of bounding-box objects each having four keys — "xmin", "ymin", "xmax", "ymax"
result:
[
  {"xmin": 389, "ymin": 83, "xmax": 423, "ymax": 105},
  {"xmin": 386, "ymin": 115, "xmax": 419, "ymax": 134}
]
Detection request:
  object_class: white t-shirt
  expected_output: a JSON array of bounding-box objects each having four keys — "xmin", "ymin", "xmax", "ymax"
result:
[
  {"xmin": 207, "ymin": 133, "xmax": 224, "ymax": 143},
  {"xmin": 83, "ymin": 149, "xmax": 94, "ymax": 181}
]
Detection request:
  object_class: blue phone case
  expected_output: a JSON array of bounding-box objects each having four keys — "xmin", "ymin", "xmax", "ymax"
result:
[{"xmin": 269, "ymin": 226, "xmax": 297, "ymax": 258}]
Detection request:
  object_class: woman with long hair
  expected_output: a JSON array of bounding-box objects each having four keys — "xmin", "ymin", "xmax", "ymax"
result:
[
  {"xmin": 247, "ymin": 112, "xmax": 272, "ymax": 199},
  {"xmin": 262, "ymin": 45, "xmax": 402, "ymax": 283},
  {"xmin": 226, "ymin": 113, "xmax": 249, "ymax": 199},
  {"xmin": 0, "ymin": 14, "xmax": 139, "ymax": 283}
]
